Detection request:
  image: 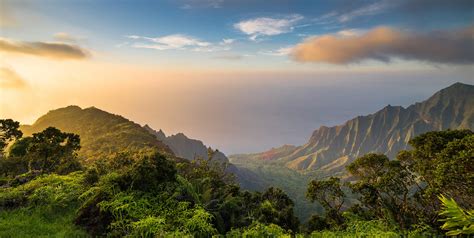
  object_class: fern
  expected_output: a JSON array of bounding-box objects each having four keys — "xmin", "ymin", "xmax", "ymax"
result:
[{"xmin": 438, "ymin": 195, "xmax": 474, "ymax": 236}]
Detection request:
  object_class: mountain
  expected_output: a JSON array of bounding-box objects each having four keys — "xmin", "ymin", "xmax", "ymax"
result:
[
  {"xmin": 20, "ymin": 106, "xmax": 173, "ymax": 160},
  {"xmin": 230, "ymin": 82, "xmax": 474, "ymax": 174},
  {"xmin": 143, "ymin": 125, "xmax": 229, "ymax": 163}
]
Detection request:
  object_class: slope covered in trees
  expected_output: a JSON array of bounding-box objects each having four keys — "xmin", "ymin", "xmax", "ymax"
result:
[
  {"xmin": 20, "ymin": 106, "xmax": 172, "ymax": 161},
  {"xmin": 1, "ymin": 117, "xmax": 471, "ymax": 237}
]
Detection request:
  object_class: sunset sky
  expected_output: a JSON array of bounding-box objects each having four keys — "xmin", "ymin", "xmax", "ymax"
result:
[{"xmin": 1, "ymin": 0, "xmax": 473, "ymax": 153}]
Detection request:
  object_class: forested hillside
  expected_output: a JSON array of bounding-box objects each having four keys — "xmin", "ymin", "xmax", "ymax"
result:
[
  {"xmin": 20, "ymin": 106, "xmax": 172, "ymax": 161},
  {"xmin": 1, "ymin": 117, "xmax": 472, "ymax": 237}
]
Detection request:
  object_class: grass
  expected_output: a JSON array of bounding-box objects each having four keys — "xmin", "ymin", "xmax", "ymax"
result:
[{"xmin": 0, "ymin": 206, "xmax": 88, "ymax": 238}]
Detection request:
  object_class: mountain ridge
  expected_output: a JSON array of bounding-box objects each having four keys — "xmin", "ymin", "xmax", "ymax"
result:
[
  {"xmin": 20, "ymin": 105, "xmax": 173, "ymax": 160},
  {"xmin": 230, "ymin": 82, "xmax": 474, "ymax": 173},
  {"xmin": 143, "ymin": 125, "xmax": 229, "ymax": 163}
]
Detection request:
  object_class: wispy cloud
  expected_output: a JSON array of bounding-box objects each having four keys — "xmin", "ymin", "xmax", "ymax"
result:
[
  {"xmin": 180, "ymin": 0, "xmax": 224, "ymax": 9},
  {"xmin": 0, "ymin": 37, "xmax": 90, "ymax": 60},
  {"xmin": 291, "ymin": 26, "xmax": 474, "ymax": 65},
  {"xmin": 53, "ymin": 32, "xmax": 84, "ymax": 43},
  {"xmin": 313, "ymin": 0, "xmax": 392, "ymax": 26},
  {"xmin": 0, "ymin": 67, "xmax": 27, "ymax": 89},
  {"xmin": 220, "ymin": 38, "xmax": 235, "ymax": 45},
  {"xmin": 234, "ymin": 14, "xmax": 303, "ymax": 41},
  {"xmin": 260, "ymin": 46, "xmax": 294, "ymax": 56},
  {"xmin": 128, "ymin": 34, "xmax": 232, "ymax": 52},
  {"xmin": 337, "ymin": 1, "xmax": 391, "ymax": 23}
]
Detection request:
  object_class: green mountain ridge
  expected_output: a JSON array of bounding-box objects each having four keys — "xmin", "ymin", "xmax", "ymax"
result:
[{"xmin": 20, "ymin": 105, "xmax": 173, "ymax": 161}]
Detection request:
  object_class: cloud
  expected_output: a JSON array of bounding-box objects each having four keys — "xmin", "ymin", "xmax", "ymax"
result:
[
  {"xmin": 129, "ymin": 34, "xmax": 210, "ymax": 50},
  {"xmin": 336, "ymin": 29, "xmax": 366, "ymax": 37},
  {"xmin": 0, "ymin": 37, "xmax": 89, "ymax": 60},
  {"xmin": 220, "ymin": 38, "xmax": 235, "ymax": 45},
  {"xmin": 315, "ymin": 0, "xmax": 472, "ymax": 26},
  {"xmin": 313, "ymin": 1, "xmax": 391, "ymax": 26},
  {"xmin": 180, "ymin": 0, "xmax": 224, "ymax": 9},
  {"xmin": 337, "ymin": 1, "xmax": 391, "ymax": 23},
  {"xmin": 260, "ymin": 46, "xmax": 294, "ymax": 56},
  {"xmin": 128, "ymin": 35, "xmax": 232, "ymax": 52},
  {"xmin": 0, "ymin": 67, "xmax": 27, "ymax": 89},
  {"xmin": 291, "ymin": 26, "xmax": 474, "ymax": 65},
  {"xmin": 53, "ymin": 32, "xmax": 80, "ymax": 43},
  {"xmin": 234, "ymin": 14, "xmax": 303, "ymax": 41}
]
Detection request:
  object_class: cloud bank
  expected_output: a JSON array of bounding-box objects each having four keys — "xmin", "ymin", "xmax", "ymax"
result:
[
  {"xmin": 0, "ymin": 38, "xmax": 89, "ymax": 60},
  {"xmin": 291, "ymin": 26, "xmax": 474, "ymax": 65},
  {"xmin": 234, "ymin": 14, "xmax": 303, "ymax": 41}
]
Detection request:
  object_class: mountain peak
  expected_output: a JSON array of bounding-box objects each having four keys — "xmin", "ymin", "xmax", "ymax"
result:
[{"xmin": 438, "ymin": 82, "xmax": 474, "ymax": 95}]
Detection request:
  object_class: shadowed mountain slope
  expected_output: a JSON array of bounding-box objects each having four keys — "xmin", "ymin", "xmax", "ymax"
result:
[{"xmin": 143, "ymin": 125, "xmax": 228, "ymax": 163}]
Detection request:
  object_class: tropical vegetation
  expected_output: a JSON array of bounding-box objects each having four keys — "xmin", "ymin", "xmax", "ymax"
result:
[{"xmin": 0, "ymin": 118, "xmax": 472, "ymax": 237}]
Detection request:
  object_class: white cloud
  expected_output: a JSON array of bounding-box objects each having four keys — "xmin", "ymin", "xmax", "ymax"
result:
[
  {"xmin": 234, "ymin": 14, "xmax": 303, "ymax": 41},
  {"xmin": 128, "ymin": 34, "xmax": 231, "ymax": 52},
  {"xmin": 337, "ymin": 1, "xmax": 391, "ymax": 23},
  {"xmin": 260, "ymin": 46, "xmax": 294, "ymax": 56},
  {"xmin": 128, "ymin": 34, "xmax": 211, "ymax": 50},
  {"xmin": 336, "ymin": 29, "xmax": 366, "ymax": 37},
  {"xmin": 220, "ymin": 38, "xmax": 235, "ymax": 45}
]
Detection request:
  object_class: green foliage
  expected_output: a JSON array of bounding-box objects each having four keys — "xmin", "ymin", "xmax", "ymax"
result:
[
  {"xmin": 306, "ymin": 177, "xmax": 345, "ymax": 228},
  {"xmin": 3, "ymin": 115, "xmax": 470, "ymax": 238},
  {"xmin": 346, "ymin": 153, "xmax": 418, "ymax": 229},
  {"xmin": 0, "ymin": 119, "xmax": 23, "ymax": 153},
  {"xmin": 397, "ymin": 130, "xmax": 474, "ymax": 226},
  {"xmin": 227, "ymin": 222, "xmax": 291, "ymax": 237},
  {"xmin": 438, "ymin": 195, "xmax": 474, "ymax": 236},
  {"xmin": 27, "ymin": 127, "xmax": 82, "ymax": 174},
  {"xmin": 0, "ymin": 206, "xmax": 89, "ymax": 238},
  {"xmin": 232, "ymin": 161, "xmax": 322, "ymax": 222},
  {"xmin": 0, "ymin": 172, "xmax": 89, "ymax": 237},
  {"xmin": 0, "ymin": 172, "xmax": 87, "ymax": 209},
  {"xmin": 258, "ymin": 187, "xmax": 300, "ymax": 232}
]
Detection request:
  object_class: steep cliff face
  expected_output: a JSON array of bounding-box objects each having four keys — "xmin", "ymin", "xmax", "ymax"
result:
[
  {"xmin": 230, "ymin": 83, "xmax": 474, "ymax": 173},
  {"xmin": 144, "ymin": 126, "xmax": 229, "ymax": 163}
]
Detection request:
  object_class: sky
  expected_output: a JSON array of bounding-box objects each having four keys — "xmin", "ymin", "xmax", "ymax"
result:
[{"xmin": 1, "ymin": 0, "xmax": 473, "ymax": 154}]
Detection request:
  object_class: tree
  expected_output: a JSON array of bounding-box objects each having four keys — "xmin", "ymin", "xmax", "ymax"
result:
[
  {"xmin": 346, "ymin": 153, "xmax": 417, "ymax": 229},
  {"xmin": 27, "ymin": 127, "xmax": 82, "ymax": 174},
  {"xmin": 398, "ymin": 130, "xmax": 474, "ymax": 224},
  {"xmin": 129, "ymin": 151, "xmax": 177, "ymax": 191},
  {"xmin": 0, "ymin": 119, "xmax": 23, "ymax": 154},
  {"xmin": 257, "ymin": 187, "xmax": 299, "ymax": 232},
  {"xmin": 306, "ymin": 177, "xmax": 345, "ymax": 228}
]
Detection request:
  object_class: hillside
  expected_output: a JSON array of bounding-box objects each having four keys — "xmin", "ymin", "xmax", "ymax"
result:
[
  {"xmin": 231, "ymin": 82, "xmax": 474, "ymax": 174},
  {"xmin": 20, "ymin": 106, "xmax": 173, "ymax": 160}
]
